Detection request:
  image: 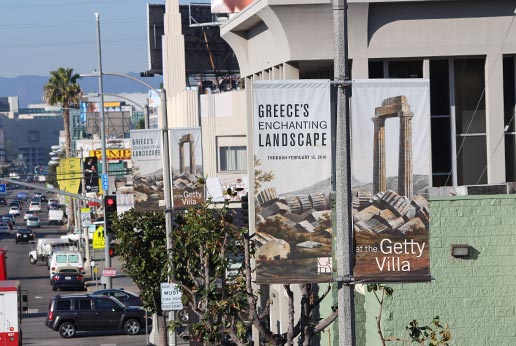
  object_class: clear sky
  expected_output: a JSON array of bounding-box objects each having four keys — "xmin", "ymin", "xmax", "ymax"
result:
[{"xmin": 0, "ymin": 0, "xmax": 165, "ymax": 78}]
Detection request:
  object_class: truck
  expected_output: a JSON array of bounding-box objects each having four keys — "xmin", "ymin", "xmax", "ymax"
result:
[
  {"xmin": 29, "ymin": 238, "xmax": 78, "ymax": 265},
  {"xmin": 0, "ymin": 280, "xmax": 27, "ymax": 346},
  {"xmin": 48, "ymin": 209, "xmax": 64, "ymax": 225}
]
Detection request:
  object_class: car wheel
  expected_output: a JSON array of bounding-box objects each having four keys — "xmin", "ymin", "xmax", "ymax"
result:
[
  {"xmin": 29, "ymin": 257, "xmax": 36, "ymax": 265},
  {"xmin": 177, "ymin": 309, "xmax": 189, "ymax": 323},
  {"xmin": 124, "ymin": 318, "xmax": 141, "ymax": 335},
  {"xmin": 58, "ymin": 321, "xmax": 76, "ymax": 338}
]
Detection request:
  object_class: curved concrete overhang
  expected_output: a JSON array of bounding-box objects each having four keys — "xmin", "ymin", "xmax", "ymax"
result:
[{"xmin": 220, "ymin": 0, "xmax": 333, "ymax": 76}]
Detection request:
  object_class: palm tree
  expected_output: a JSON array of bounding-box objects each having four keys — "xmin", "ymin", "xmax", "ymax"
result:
[
  {"xmin": 43, "ymin": 67, "xmax": 82, "ymax": 158},
  {"xmin": 44, "ymin": 68, "xmax": 82, "ymax": 232}
]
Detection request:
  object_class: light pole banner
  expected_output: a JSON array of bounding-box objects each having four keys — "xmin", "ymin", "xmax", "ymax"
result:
[
  {"xmin": 170, "ymin": 128, "xmax": 204, "ymax": 209},
  {"xmin": 351, "ymin": 79, "xmax": 431, "ymax": 283},
  {"xmin": 253, "ymin": 80, "xmax": 333, "ymax": 284},
  {"xmin": 130, "ymin": 129, "xmax": 163, "ymax": 211}
]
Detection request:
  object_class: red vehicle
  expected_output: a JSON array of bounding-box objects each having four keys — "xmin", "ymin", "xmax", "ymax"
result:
[{"xmin": 0, "ymin": 280, "xmax": 27, "ymax": 346}]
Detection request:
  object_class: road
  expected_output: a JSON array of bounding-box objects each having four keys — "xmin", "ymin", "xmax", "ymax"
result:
[{"xmin": 0, "ymin": 187, "xmax": 150, "ymax": 346}]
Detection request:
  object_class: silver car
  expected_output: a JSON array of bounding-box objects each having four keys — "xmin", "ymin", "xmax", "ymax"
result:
[{"xmin": 26, "ymin": 216, "xmax": 41, "ymax": 228}]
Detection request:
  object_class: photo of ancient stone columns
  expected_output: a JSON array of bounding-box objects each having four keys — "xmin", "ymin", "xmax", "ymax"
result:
[
  {"xmin": 170, "ymin": 128, "xmax": 205, "ymax": 208},
  {"xmin": 353, "ymin": 95, "xmax": 431, "ymax": 282}
]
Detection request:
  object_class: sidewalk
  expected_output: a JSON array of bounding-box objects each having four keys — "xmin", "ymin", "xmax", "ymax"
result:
[{"xmin": 85, "ymin": 254, "xmax": 140, "ymax": 294}]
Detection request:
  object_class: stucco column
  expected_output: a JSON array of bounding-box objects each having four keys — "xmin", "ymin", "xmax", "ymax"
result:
[
  {"xmin": 485, "ymin": 52, "xmax": 506, "ymax": 183},
  {"xmin": 398, "ymin": 112, "xmax": 413, "ymax": 198},
  {"xmin": 372, "ymin": 116, "xmax": 386, "ymax": 194}
]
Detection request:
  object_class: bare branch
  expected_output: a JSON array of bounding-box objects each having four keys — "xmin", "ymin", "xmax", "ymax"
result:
[{"xmin": 313, "ymin": 309, "xmax": 339, "ymax": 334}]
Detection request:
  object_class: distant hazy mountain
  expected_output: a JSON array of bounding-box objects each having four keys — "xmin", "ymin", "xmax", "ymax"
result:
[{"xmin": 0, "ymin": 73, "xmax": 163, "ymax": 107}]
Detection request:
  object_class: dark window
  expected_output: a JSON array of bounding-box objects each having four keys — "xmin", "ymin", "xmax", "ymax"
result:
[
  {"xmin": 454, "ymin": 58, "xmax": 487, "ymax": 185},
  {"xmin": 56, "ymin": 300, "xmax": 71, "ymax": 311},
  {"xmin": 369, "ymin": 60, "xmax": 384, "ymax": 78},
  {"xmin": 219, "ymin": 146, "xmax": 247, "ymax": 172},
  {"xmin": 430, "ymin": 59, "xmax": 452, "ymax": 187},
  {"xmin": 503, "ymin": 56, "xmax": 516, "ymax": 182},
  {"xmin": 388, "ymin": 60, "xmax": 423, "ymax": 78},
  {"xmin": 78, "ymin": 299, "xmax": 92, "ymax": 311},
  {"xmin": 94, "ymin": 298, "xmax": 116, "ymax": 311}
]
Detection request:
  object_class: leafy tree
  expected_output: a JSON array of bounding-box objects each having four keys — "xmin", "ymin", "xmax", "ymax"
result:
[
  {"xmin": 114, "ymin": 209, "xmax": 169, "ymax": 346},
  {"xmin": 169, "ymin": 193, "xmax": 338, "ymax": 346}
]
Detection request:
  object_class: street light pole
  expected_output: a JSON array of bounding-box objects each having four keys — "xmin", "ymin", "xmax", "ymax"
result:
[
  {"xmin": 80, "ymin": 70, "xmax": 175, "ymax": 345},
  {"xmin": 95, "ymin": 12, "xmax": 112, "ymax": 289}
]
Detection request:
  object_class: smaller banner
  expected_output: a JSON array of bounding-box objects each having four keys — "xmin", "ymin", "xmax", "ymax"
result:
[
  {"xmin": 83, "ymin": 157, "xmax": 99, "ymax": 193},
  {"xmin": 89, "ymin": 149, "xmax": 131, "ymax": 161},
  {"xmin": 170, "ymin": 128, "xmax": 204, "ymax": 208},
  {"xmin": 130, "ymin": 129, "xmax": 163, "ymax": 211}
]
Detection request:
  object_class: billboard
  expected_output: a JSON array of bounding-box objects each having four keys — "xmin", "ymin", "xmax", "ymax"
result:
[
  {"xmin": 89, "ymin": 149, "xmax": 132, "ymax": 161},
  {"xmin": 252, "ymin": 80, "xmax": 333, "ymax": 284},
  {"xmin": 83, "ymin": 157, "xmax": 99, "ymax": 193},
  {"xmin": 351, "ymin": 79, "xmax": 431, "ymax": 283},
  {"xmin": 130, "ymin": 129, "xmax": 163, "ymax": 211},
  {"xmin": 145, "ymin": 4, "xmax": 239, "ymax": 76},
  {"xmin": 170, "ymin": 128, "xmax": 204, "ymax": 209}
]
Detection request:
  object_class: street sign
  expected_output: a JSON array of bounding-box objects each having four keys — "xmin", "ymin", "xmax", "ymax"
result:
[
  {"xmin": 93, "ymin": 226, "xmax": 105, "ymax": 249},
  {"xmin": 103, "ymin": 268, "xmax": 116, "ymax": 277},
  {"xmin": 160, "ymin": 283, "xmax": 183, "ymax": 311},
  {"xmin": 102, "ymin": 174, "xmax": 109, "ymax": 191},
  {"xmin": 81, "ymin": 207, "xmax": 91, "ymax": 226},
  {"xmin": 0, "ymin": 184, "xmax": 6, "ymax": 194}
]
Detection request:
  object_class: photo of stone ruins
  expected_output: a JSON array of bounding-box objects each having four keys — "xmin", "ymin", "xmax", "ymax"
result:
[
  {"xmin": 353, "ymin": 95, "xmax": 430, "ymax": 281},
  {"xmin": 254, "ymin": 179, "xmax": 333, "ymax": 283}
]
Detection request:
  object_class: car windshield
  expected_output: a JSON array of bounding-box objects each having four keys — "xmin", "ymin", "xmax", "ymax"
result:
[{"xmin": 18, "ymin": 229, "xmax": 32, "ymax": 234}]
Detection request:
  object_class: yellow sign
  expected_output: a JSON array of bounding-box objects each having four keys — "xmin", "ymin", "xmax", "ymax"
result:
[
  {"xmin": 93, "ymin": 226, "xmax": 105, "ymax": 249},
  {"xmin": 89, "ymin": 149, "xmax": 131, "ymax": 160}
]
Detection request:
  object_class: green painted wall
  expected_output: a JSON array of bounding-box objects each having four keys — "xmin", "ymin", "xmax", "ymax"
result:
[{"xmin": 357, "ymin": 195, "xmax": 516, "ymax": 346}]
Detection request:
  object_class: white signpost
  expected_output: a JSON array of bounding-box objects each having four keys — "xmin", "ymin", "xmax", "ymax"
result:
[{"xmin": 160, "ymin": 282, "xmax": 183, "ymax": 311}]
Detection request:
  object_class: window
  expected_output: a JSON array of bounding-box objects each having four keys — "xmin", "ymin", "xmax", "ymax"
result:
[
  {"xmin": 67, "ymin": 255, "xmax": 79, "ymax": 263},
  {"xmin": 78, "ymin": 299, "xmax": 92, "ymax": 310},
  {"xmin": 56, "ymin": 300, "xmax": 71, "ymax": 311},
  {"xmin": 454, "ymin": 58, "xmax": 487, "ymax": 185},
  {"xmin": 56, "ymin": 255, "xmax": 68, "ymax": 264},
  {"xmin": 217, "ymin": 136, "xmax": 247, "ymax": 172},
  {"xmin": 503, "ymin": 56, "xmax": 516, "ymax": 182},
  {"xmin": 94, "ymin": 298, "xmax": 116, "ymax": 311}
]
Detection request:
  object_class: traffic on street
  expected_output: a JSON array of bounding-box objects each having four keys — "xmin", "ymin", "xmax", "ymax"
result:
[{"xmin": 0, "ymin": 184, "xmax": 150, "ymax": 346}]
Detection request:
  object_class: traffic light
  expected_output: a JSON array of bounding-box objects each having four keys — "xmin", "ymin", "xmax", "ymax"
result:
[
  {"xmin": 241, "ymin": 193, "xmax": 249, "ymax": 227},
  {"xmin": 104, "ymin": 195, "xmax": 117, "ymax": 232},
  {"xmin": 109, "ymin": 246, "xmax": 116, "ymax": 258}
]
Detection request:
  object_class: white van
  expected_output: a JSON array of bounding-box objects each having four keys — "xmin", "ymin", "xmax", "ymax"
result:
[{"xmin": 49, "ymin": 250, "xmax": 85, "ymax": 281}]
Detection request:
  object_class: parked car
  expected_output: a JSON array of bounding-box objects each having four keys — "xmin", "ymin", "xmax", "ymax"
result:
[
  {"xmin": 26, "ymin": 216, "xmax": 41, "ymax": 228},
  {"xmin": 24, "ymin": 210, "xmax": 37, "ymax": 221},
  {"xmin": 45, "ymin": 294, "xmax": 148, "ymax": 338},
  {"xmin": 41, "ymin": 195, "xmax": 48, "ymax": 203},
  {"xmin": 92, "ymin": 289, "xmax": 143, "ymax": 307},
  {"xmin": 33, "ymin": 192, "xmax": 42, "ymax": 198},
  {"xmin": 0, "ymin": 197, "xmax": 7, "ymax": 206},
  {"xmin": 1, "ymin": 217, "xmax": 13, "ymax": 230},
  {"xmin": 51, "ymin": 267, "xmax": 85, "ymax": 291},
  {"xmin": 15, "ymin": 228, "xmax": 36, "ymax": 244},
  {"xmin": 0, "ymin": 223, "xmax": 10, "ymax": 235},
  {"xmin": 8, "ymin": 206, "xmax": 20, "ymax": 217}
]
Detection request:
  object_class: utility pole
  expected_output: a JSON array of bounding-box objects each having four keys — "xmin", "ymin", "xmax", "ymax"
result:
[
  {"xmin": 333, "ymin": 0, "xmax": 356, "ymax": 345},
  {"xmin": 95, "ymin": 12, "xmax": 112, "ymax": 289}
]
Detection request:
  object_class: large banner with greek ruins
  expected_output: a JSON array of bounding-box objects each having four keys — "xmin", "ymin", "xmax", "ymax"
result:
[
  {"xmin": 130, "ymin": 129, "xmax": 164, "ymax": 211},
  {"xmin": 351, "ymin": 79, "xmax": 431, "ymax": 283},
  {"xmin": 170, "ymin": 128, "xmax": 205, "ymax": 209},
  {"xmin": 253, "ymin": 80, "xmax": 333, "ymax": 284}
]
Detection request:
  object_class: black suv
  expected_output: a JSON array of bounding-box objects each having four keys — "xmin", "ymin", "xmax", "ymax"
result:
[{"xmin": 45, "ymin": 294, "xmax": 148, "ymax": 338}]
